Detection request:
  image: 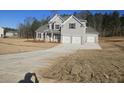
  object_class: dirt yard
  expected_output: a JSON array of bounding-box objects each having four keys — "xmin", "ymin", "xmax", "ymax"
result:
[
  {"xmin": 0, "ymin": 38, "xmax": 58, "ymax": 55},
  {"xmin": 40, "ymin": 37, "xmax": 124, "ymax": 83}
]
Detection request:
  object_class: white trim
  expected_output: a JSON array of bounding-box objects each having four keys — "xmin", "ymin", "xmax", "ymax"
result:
[
  {"xmin": 87, "ymin": 36, "xmax": 96, "ymax": 43},
  {"xmin": 49, "ymin": 15, "xmax": 57, "ymax": 23},
  {"xmin": 49, "ymin": 14, "xmax": 57, "ymax": 23},
  {"xmin": 58, "ymin": 15, "xmax": 64, "ymax": 22},
  {"xmin": 72, "ymin": 36, "xmax": 81, "ymax": 44},
  {"xmin": 62, "ymin": 15, "xmax": 86, "ymax": 25},
  {"xmin": 62, "ymin": 36, "xmax": 71, "ymax": 43},
  {"xmin": 49, "ymin": 14, "xmax": 64, "ymax": 23}
]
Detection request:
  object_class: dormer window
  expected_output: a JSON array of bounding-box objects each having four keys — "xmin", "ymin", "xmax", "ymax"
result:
[
  {"xmin": 69, "ymin": 23, "xmax": 76, "ymax": 29},
  {"xmin": 55, "ymin": 25, "xmax": 60, "ymax": 30}
]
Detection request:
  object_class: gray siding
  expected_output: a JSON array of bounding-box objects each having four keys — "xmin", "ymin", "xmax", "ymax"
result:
[
  {"xmin": 61, "ymin": 16, "xmax": 86, "ymax": 36},
  {"xmin": 49, "ymin": 16, "xmax": 63, "ymax": 30}
]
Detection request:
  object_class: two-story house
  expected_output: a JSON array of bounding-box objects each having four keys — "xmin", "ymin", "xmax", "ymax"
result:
[{"xmin": 35, "ymin": 14, "xmax": 99, "ymax": 44}]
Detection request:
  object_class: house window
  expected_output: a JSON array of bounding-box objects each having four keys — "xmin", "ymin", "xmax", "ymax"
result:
[
  {"xmin": 55, "ymin": 25, "xmax": 60, "ymax": 30},
  {"xmin": 69, "ymin": 23, "xmax": 76, "ymax": 29},
  {"xmin": 52, "ymin": 23, "xmax": 54, "ymax": 29}
]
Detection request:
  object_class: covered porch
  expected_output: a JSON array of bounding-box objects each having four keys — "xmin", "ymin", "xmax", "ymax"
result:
[{"xmin": 36, "ymin": 29, "xmax": 61, "ymax": 43}]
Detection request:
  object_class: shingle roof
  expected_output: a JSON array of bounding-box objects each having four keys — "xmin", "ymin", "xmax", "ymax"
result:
[
  {"xmin": 46, "ymin": 30, "xmax": 61, "ymax": 34},
  {"xmin": 62, "ymin": 16, "xmax": 87, "ymax": 23},
  {"xmin": 61, "ymin": 16, "xmax": 70, "ymax": 21},
  {"xmin": 86, "ymin": 27, "xmax": 99, "ymax": 34},
  {"xmin": 35, "ymin": 24, "xmax": 48, "ymax": 32},
  {"xmin": 62, "ymin": 15, "xmax": 86, "ymax": 25}
]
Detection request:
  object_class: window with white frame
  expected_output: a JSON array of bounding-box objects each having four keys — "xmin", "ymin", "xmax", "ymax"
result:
[
  {"xmin": 55, "ymin": 25, "xmax": 60, "ymax": 30},
  {"xmin": 69, "ymin": 23, "xmax": 76, "ymax": 29}
]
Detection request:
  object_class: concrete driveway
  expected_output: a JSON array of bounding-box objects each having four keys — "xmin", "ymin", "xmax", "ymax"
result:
[{"xmin": 0, "ymin": 43, "xmax": 101, "ymax": 83}]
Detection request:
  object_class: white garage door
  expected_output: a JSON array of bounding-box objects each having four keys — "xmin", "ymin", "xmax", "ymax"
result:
[
  {"xmin": 62, "ymin": 36, "xmax": 71, "ymax": 43},
  {"xmin": 72, "ymin": 37, "xmax": 81, "ymax": 44},
  {"xmin": 87, "ymin": 36, "xmax": 95, "ymax": 43}
]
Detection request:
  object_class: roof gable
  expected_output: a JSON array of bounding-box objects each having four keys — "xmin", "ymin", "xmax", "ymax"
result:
[
  {"xmin": 62, "ymin": 15, "xmax": 85, "ymax": 25},
  {"xmin": 49, "ymin": 14, "xmax": 64, "ymax": 23}
]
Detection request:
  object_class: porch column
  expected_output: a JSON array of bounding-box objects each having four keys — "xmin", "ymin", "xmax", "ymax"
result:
[
  {"xmin": 51, "ymin": 32, "xmax": 53, "ymax": 42},
  {"xmin": 36, "ymin": 32, "xmax": 38, "ymax": 40},
  {"xmin": 45, "ymin": 32, "xmax": 47, "ymax": 41},
  {"xmin": 53, "ymin": 34, "xmax": 56, "ymax": 42},
  {"xmin": 41, "ymin": 33, "xmax": 44, "ymax": 40}
]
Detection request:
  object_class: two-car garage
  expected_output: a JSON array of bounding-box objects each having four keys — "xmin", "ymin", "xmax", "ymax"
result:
[{"xmin": 62, "ymin": 36, "xmax": 82, "ymax": 44}]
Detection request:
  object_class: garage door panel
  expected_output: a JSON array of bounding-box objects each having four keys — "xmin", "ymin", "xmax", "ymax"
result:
[
  {"xmin": 72, "ymin": 37, "xmax": 81, "ymax": 44},
  {"xmin": 62, "ymin": 36, "xmax": 71, "ymax": 43},
  {"xmin": 87, "ymin": 36, "xmax": 95, "ymax": 43}
]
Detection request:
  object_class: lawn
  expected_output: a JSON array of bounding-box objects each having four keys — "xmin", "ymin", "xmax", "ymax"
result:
[
  {"xmin": 0, "ymin": 38, "xmax": 58, "ymax": 55},
  {"xmin": 40, "ymin": 37, "xmax": 124, "ymax": 83}
]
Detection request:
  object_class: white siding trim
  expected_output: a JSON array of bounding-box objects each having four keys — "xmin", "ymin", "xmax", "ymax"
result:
[
  {"xmin": 49, "ymin": 14, "xmax": 64, "ymax": 23},
  {"xmin": 62, "ymin": 36, "xmax": 71, "ymax": 43},
  {"xmin": 62, "ymin": 15, "xmax": 86, "ymax": 25},
  {"xmin": 72, "ymin": 36, "xmax": 81, "ymax": 44}
]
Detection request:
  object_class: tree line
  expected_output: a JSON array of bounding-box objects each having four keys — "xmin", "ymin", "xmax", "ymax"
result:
[
  {"xmin": 18, "ymin": 16, "xmax": 50, "ymax": 39},
  {"xmin": 18, "ymin": 10, "xmax": 124, "ymax": 38},
  {"xmin": 73, "ymin": 11, "xmax": 124, "ymax": 37}
]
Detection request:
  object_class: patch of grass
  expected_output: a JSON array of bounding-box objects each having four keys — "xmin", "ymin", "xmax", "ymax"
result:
[{"xmin": 0, "ymin": 38, "xmax": 58, "ymax": 55}]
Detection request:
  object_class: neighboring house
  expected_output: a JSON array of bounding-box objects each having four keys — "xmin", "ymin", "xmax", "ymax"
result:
[
  {"xmin": 0, "ymin": 27, "xmax": 18, "ymax": 38},
  {"xmin": 0, "ymin": 27, "xmax": 4, "ymax": 37},
  {"xmin": 35, "ymin": 14, "xmax": 99, "ymax": 44},
  {"xmin": 5, "ymin": 30, "xmax": 18, "ymax": 38}
]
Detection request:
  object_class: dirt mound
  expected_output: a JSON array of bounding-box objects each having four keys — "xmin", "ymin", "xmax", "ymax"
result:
[
  {"xmin": 42, "ymin": 61, "xmax": 124, "ymax": 83},
  {"xmin": 40, "ymin": 38, "xmax": 124, "ymax": 83},
  {"xmin": 41, "ymin": 50, "xmax": 124, "ymax": 83}
]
